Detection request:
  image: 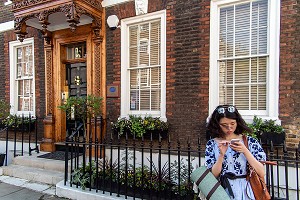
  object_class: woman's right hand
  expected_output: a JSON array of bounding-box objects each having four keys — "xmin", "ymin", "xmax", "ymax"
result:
[
  {"xmin": 211, "ymin": 140, "xmax": 229, "ymax": 177},
  {"xmin": 218, "ymin": 140, "xmax": 229, "ymax": 156}
]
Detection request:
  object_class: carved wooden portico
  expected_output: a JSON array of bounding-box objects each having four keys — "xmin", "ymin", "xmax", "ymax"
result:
[{"xmin": 11, "ymin": 0, "xmax": 106, "ymax": 152}]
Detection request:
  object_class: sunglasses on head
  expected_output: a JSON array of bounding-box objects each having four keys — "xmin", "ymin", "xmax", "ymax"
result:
[{"xmin": 217, "ymin": 106, "xmax": 235, "ymax": 114}]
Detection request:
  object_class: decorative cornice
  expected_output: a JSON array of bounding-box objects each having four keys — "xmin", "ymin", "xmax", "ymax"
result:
[
  {"xmin": 12, "ymin": 0, "xmax": 103, "ymax": 41},
  {"xmin": 12, "ymin": 0, "xmax": 102, "ymax": 12},
  {"xmin": 12, "ymin": 0, "xmax": 53, "ymax": 11},
  {"xmin": 81, "ymin": 0, "xmax": 102, "ymax": 10}
]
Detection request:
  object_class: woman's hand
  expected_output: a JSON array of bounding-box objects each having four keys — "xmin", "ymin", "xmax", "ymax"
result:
[
  {"xmin": 218, "ymin": 140, "xmax": 229, "ymax": 156},
  {"xmin": 211, "ymin": 140, "xmax": 229, "ymax": 177},
  {"xmin": 229, "ymin": 140, "xmax": 247, "ymax": 153},
  {"xmin": 230, "ymin": 140, "xmax": 265, "ymax": 178}
]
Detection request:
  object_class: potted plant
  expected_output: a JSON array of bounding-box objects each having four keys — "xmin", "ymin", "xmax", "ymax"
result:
[
  {"xmin": 248, "ymin": 116, "xmax": 285, "ymax": 145},
  {"xmin": 111, "ymin": 115, "xmax": 169, "ymax": 139},
  {"xmin": 58, "ymin": 95, "xmax": 103, "ymax": 137}
]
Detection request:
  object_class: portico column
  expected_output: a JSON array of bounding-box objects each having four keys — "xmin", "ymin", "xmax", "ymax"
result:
[{"xmin": 41, "ymin": 42, "xmax": 55, "ymax": 152}]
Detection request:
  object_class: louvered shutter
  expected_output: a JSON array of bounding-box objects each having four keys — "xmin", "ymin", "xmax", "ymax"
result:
[
  {"xmin": 219, "ymin": 0, "xmax": 268, "ymax": 111},
  {"xmin": 129, "ymin": 20, "xmax": 161, "ymax": 112}
]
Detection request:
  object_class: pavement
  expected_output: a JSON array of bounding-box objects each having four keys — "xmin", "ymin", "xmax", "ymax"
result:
[{"xmin": 0, "ymin": 176, "xmax": 69, "ymax": 200}]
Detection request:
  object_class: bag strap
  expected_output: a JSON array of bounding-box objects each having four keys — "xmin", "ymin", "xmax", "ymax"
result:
[
  {"xmin": 243, "ymin": 135, "xmax": 248, "ymax": 149},
  {"xmin": 243, "ymin": 135, "xmax": 277, "ymax": 166},
  {"xmin": 195, "ymin": 168, "xmax": 222, "ymax": 200}
]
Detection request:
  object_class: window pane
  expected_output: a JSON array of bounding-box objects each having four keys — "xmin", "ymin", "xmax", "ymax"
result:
[
  {"xmin": 128, "ymin": 19, "xmax": 161, "ymax": 113},
  {"xmin": 235, "ymin": 59, "xmax": 249, "ymax": 84},
  {"xmin": 219, "ymin": 0, "xmax": 268, "ymax": 111},
  {"xmin": 16, "ymin": 44, "xmax": 34, "ymax": 112}
]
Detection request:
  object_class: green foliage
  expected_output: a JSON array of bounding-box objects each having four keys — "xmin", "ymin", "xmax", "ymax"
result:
[
  {"xmin": 248, "ymin": 116, "xmax": 284, "ymax": 138},
  {"xmin": 58, "ymin": 95, "xmax": 103, "ymax": 120},
  {"xmin": 1, "ymin": 114, "xmax": 35, "ymax": 128},
  {"xmin": 129, "ymin": 115, "xmax": 146, "ymax": 138},
  {"xmin": 72, "ymin": 153, "xmax": 195, "ymax": 197},
  {"xmin": 111, "ymin": 115, "xmax": 169, "ymax": 138},
  {"xmin": 0, "ymin": 100, "xmax": 10, "ymax": 120},
  {"xmin": 58, "ymin": 95, "xmax": 103, "ymax": 135},
  {"xmin": 72, "ymin": 161, "xmax": 97, "ymax": 190}
]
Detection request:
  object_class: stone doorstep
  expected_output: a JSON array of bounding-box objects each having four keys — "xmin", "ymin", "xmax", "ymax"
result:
[
  {"xmin": 12, "ymin": 153, "xmax": 66, "ymax": 172},
  {"xmin": 1, "ymin": 164, "xmax": 64, "ymax": 185},
  {"xmin": 0, "ymin": 152, "xmax": 69, "ymax": 186},
  {"xmin": 0, "ymin": 152, "xmax": 129, "ymax": 200}
]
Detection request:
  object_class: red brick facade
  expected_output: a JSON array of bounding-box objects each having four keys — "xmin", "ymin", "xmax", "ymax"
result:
[
  {"xmin": 279, "ymin": 0, "xmax": 300, "ymax": 148},
  {"xmin": 1, "ymin": 0, "xmax": 299, "ymax": 147},
  {"xmin": 105, "ymin": 0, "xmax": 300, "ymax": 147},
  {"xmin": 0, "ymin": 3, "xmax": 46, "ymax": 138},
  {"xmin": 106, "ymin": 0, "xmax": 212, "ymax": 145}
]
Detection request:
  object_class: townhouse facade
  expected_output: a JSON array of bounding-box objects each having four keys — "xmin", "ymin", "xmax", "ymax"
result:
[{"xmin": 0, "ymin": 0, "xmax": 299, "ymax": 150}]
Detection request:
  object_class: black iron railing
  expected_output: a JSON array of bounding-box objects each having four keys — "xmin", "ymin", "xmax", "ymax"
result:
[
  {"xmin": 64, "ymin": 117, "xmax": 300, "ymax": 200},
  {"xmin": 0, "ymin": 114, "xmax": 40, "ymax": 166}
]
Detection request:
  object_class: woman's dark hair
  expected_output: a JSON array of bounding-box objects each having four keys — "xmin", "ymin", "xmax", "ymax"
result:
[{"xmin": 207, "ymin": 105, "xmax": 252, "ymax": 138}]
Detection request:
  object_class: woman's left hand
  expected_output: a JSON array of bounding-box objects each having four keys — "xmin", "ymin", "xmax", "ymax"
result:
[{"xmin": 229, "ymin": 141, "xmax": 247, "ymax": 153}]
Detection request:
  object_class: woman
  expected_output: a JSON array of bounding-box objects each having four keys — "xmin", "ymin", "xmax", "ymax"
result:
[{"xmin": 205, "ymin": 105, "xmax": 266, "ymax": 200}]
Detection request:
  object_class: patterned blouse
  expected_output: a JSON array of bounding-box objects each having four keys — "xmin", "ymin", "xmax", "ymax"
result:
[{"xmin": 205, "ymin": 136, "xmax": 266, "ymax": 200}]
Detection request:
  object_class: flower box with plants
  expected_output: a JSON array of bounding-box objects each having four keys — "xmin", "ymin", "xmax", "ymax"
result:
[
  {"xmin": 248, "ymin": 116, "xmax": 285, "ymax": 145},
  {"xmin": 1, "ymin": 114, "xmax": 36, "ymax": 132},
  {"xmin": 71, "ymin": 154, "xmax": 196, "ymax": 199},
  {"xmin": 111, "ymin": 115, "xmax": 169, "ymax": 139}
]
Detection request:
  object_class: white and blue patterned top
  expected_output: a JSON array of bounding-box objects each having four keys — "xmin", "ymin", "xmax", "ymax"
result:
[{"xmin": 205, "ymin": 136, "xmax": 266, "ymax": 200}]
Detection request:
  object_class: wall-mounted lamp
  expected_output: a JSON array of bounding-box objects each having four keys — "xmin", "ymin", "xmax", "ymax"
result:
[{"xmin": 107, "ymin": 15, "xmax": 120, "ymax": 30}]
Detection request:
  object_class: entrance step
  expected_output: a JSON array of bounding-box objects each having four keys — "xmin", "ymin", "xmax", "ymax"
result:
[
  {"xmin": 55, "ymin": 142, "xmax": 84, "ymax": 153},
  {"xmin": 1, "ymin": 152, "xmax": 66, "ymax": 185}
]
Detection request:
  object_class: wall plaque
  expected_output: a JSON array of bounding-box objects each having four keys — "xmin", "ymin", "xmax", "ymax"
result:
[{"xmin": 107, "ymin": 84, "xmax": 120, "ymax": 98}]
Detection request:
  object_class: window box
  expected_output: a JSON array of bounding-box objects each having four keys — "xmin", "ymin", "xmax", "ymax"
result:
[
  {"xmin": 111, "ymin": 115, "xmax": 168, "ymax": 139},
  {"xmin": 248, "ymin": 116, "xmax": 285, "ymax": 145}
]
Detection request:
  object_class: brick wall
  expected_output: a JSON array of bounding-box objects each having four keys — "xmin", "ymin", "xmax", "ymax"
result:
[
  {"xmin": 0, "ymin": 3, "xmax": 14, "ymax": 23},
  {"xmin": 0, "ymin": 1, "xmax": 12, "ymax": 100},
  {"xmin": 0, "ymin": 2, "xmax": 46, "ymax": 138},
  {"xmin": 280, "ymin": 0, "xmax": 300, "ymax": 148},
  {"xmin": 106, "ymin": 0, "xmax": 210, "ymax": 145}
]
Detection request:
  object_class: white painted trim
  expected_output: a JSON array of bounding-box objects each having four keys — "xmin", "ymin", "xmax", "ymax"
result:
[
  {"xmin": 209, "ymin": 0, "xmax": 281, "ymax": 122},
  {"xmin": 102, "ymin": 0, "xmax": 133, "ymax": 7},
  {"xmin": 120, "ymin": 10, "xmax": 167, "ymax": 120},
  {"xmin": 9, "ymin": 38, "xmax": 36, "ymax": 117},
  {"xmin": 0, "ymin": 21, "xmax": 14, "ymax": 33}
]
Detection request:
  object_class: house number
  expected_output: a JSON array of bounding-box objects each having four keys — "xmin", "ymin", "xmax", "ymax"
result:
[{"xmin": 74, "ymin": 76, "xmax": 81, "ymax": 85}]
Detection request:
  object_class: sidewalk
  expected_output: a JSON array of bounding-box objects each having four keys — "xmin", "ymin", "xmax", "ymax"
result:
[{"xmin": 0, "ymin": 175, "xmax": 69, "ymax": 200}]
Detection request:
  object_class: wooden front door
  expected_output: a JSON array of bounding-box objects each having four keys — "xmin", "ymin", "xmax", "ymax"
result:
[
  {"xmin": 67, "ymin": 62, "xmax": 87, "ymax": 97},
  {"xmin": 65, "ymin": 59, "xmax": 87, "ymax": 137}
]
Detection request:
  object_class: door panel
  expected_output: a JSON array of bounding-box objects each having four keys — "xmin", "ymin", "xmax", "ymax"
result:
[
  {"xmin": 66, "ymin": 62, "xmax": 87, "ymax": 137},
  {"xmin": 67, "ymin": 62, "xmax": 87, "ymax": 97}
]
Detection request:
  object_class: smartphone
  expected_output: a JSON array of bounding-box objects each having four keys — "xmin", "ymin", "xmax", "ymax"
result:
[{"xmin": 230, "ymin": 139, "xmax": 240, "ymax": 144}]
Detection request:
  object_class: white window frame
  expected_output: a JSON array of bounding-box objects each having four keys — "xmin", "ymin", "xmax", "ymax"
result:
[
  {"xmin": 9, "ymin": 38, "xmax": 35, "ymax": 117},
  {"xmin": 120, "ymin": 10, "xmax": 166, "ymax": 120},
  {"xmin": 209, "ymin": 0, "xmax": 280, "ymax": 122},
  {"xmin": 102, "ymin": 0, "xmax": 132, "ymax": 7}
]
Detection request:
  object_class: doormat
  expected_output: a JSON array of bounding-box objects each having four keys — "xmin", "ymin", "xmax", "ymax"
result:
[{"xmin": 37, "ymin": 151, "xmax": 82, "ymax": 161}]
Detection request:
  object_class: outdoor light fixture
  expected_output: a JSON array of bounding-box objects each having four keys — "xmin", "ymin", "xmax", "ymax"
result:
[
  {"xmin": 106, "ymin": 15, "xmax": 120, "ymax": 30},
  {"xmin": 4, "ymin": 0, "xmax": 12, "ymax": 6}
]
